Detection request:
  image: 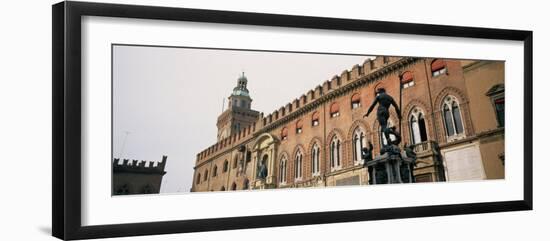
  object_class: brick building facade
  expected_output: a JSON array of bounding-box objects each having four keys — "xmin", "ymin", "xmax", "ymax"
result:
[{"xmin": 191, "ymin": 56, "xmax": 505, "ymax": 192}]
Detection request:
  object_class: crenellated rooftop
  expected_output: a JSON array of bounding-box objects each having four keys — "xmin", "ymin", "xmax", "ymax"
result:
[
  {"xmin": 195, "ymin": 56, "xmax": 416, "ymax": 165},
  {"xmin": 113, "ymin": 155, "xmax": 168, "ymax": 174},
  {"xmin": 196, "ymin": 122, "xmax": 259, "ymax": 167}
]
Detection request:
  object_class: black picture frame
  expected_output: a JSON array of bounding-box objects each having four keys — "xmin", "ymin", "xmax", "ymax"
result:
[{"xmin": 52, "ymin": 1, "xmax": 533, "ymax": 240}]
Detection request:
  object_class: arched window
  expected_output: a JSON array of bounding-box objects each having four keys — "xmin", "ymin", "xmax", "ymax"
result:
[
  {"xmin": 330, "ymin": 102, "xmax": 340, "ymax": 118},
  {"xmin": 281, "ymin": 127, "xmax": 288, "ymax": 140},
  {"xmin": 379, "ymin": 119, "xmax": 396, "ymax": 146},
  {"xmin": 442, "ymin": 96, "xmax": 465, "ymax": 139},
  {"xmin": 296, "ymin": 119, "xmax": 303, "ymax": 134},
  {"xmin": 196, "ymin": 174, "xmax": 201, "ymax": 184},
  {"xmin": 212, "ymin": 165, "xmax": 218, "ymax": 177},
  {"xmin": 203, "ymin": 170, "xmax": 208, "ymax": 181},
  {"xmin": 231, "ymin": 182, "xmax": 237, "ymax": 190},
  {"xmin": 351, "ymin": 93, "xmax": 361, "ymax": 109},
  {"xmin": 431, "ymin": 59, "xmax": 447, "ymax": 77},
  {"xmin": 233, "ymin": 157, "xmax": 238, "ymax": 169},
  {"xmin": 279, "ymin": 156, "xmax": 287, "ymax": 184},
  {"xmin": 352, "ymin": 128, "xmax": 366, "ymax": 165},
  {"xmin": 311, "ymin": 111, "xmax": 320, "ymax": 126},
  {"xmin": 401, "ymin": 71, "xmax": 415, "ymax": 89},
  {"xmin": 294, "ymin": 150, "xmax": 303, "ymax": 180},
  {"xmin": 330, "ymin": 136, "xmax": 341, "ymax": 170},
  {"xmin": 243, "ymin": 179, "xmax": 249, "ymax": 190},
  {"xmin": 409, "ymin": 108, "xmax": 428, "ymax": 144},
  {"xmin": 220, "ymin": 186, "xmax": 226, "ymax": 191},
  {"xmin": 311, "ymin": 143, "xmax": 320, "ymax": 176},
  {"xmin": 223, "ymin": 160, "xmax": 229, "ymax": 172}
]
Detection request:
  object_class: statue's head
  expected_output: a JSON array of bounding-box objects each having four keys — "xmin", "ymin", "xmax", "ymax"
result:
[{"xmin": 376, "ymin": 87, "xmax": 386, "ymax": 94}]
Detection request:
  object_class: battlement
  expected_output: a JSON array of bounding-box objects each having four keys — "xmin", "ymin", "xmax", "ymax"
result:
[
  {"xmin": 113, "ymin": 155, "xmax": 167, "ymax": 174},
  {"xmin": 257, "ymin": 56, "xmax": 398, "ymax": 122},
  {"xmin": 195, "ymin": 56, "xmax": 402, "ymax": 164},
  {"xmin": 196, "ymin": 121, "xmax": 259, "ymax": 164}
]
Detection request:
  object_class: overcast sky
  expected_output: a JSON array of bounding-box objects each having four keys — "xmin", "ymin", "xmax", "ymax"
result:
[{"xmin": 113, "ymin": 45, "xmax": 371, "ymax": 193}]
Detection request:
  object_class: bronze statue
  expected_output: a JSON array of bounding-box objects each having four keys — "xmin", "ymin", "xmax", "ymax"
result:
[
  {"xmin": 364, "ymin": 88, "xmax": 402, "ymax": 147},
  {"xmin": 257, "ymin": 159, "xmax": 268, "ymax": 179}
]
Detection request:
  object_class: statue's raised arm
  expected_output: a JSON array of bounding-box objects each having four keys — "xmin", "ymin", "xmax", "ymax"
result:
[{"xmin": 364, "ymin": 95, "xmax": 379, "ymax": 118}]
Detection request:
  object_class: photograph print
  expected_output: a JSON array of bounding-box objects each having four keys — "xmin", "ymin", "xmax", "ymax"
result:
[{"xmin": 111, "ymin": 45, "xmax": 505, "ymax": 195}]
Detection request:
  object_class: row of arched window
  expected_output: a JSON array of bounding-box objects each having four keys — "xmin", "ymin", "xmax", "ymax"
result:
[
  {"xmin": 278, "ymin": 129, "xmax": 362, "ymax": 184},
  {"xmin": 197, "ymin": 95, "xmax": 466, "ymax": 187},
  {"xmin": 405, "ymin": 95, "xmax": 465, "ymax": 143},
  {"xmin": 279, "ymin": 60, "xmax": 450, "ymax": 142},
  {"xmin": 276, "ymin": 100, "xmax": 467, "ymax": 185},
  {"xmin": 195, "ymin": 158, "xmax": 238, "ymax": 184},
  {"xmin": 281, "ymin": 96, "xmax": 463, "ymax": 147},
  {"xmin": 212, "ymin": 179, "xmax": 250, "ymax": 191}
]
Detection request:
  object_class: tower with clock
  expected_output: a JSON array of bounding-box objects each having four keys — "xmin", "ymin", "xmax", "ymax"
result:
[{"xmin": 216, "ymin": 73, "xmax": 260, "ymax": 141}]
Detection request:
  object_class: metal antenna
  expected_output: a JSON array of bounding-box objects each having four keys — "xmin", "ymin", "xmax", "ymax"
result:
[{"xmin": 119, "ymin": 131, "xmax": 131, "ymax": 159}]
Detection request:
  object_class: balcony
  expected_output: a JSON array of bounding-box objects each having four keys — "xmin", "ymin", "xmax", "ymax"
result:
[{"xmin": 412, "ymin": 140, "xmax": 439, "ymax": 157}]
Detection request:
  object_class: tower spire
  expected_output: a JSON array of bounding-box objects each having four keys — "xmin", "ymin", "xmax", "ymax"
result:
[{"xmin": 232, "ymin": 71, "xmax": 249, "ymax": 97}]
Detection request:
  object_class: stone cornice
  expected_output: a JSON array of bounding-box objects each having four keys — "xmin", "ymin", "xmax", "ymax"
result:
[
  {"xmin": 462, "ymin": 60, "xmax": 492, "ymax": 72},
  {"xmin": 438, "ymin": 127, "xmax": 504, "ymax": 149},
  {"xmin": 260, "ymin": 57, "xmax": 419, "ymax": 132}
]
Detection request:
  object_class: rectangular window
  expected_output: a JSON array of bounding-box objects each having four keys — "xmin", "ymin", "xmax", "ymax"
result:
[
  {"xmin": 494, "ymin": 98, "xmax": 505, "ymax": 127},
  {"xmin": 296, "ymin": 128, "xmax": 302, "ymax": 134},
  {"xmin": 331, "ymin": 112, "xmax": 340, "ymax": 118},
  {"xmin": 312, "ymin": 120, "xmax": 319, "ymax": 126},
  {"xmin": 402, "ymin": 81, "xmax": 415, "ymax": 89},
  {"xmin": 432, "ymin": 68, "xmax": 447, "ymax": 77},
  {"xmin": 352, "ymin": 102, "xmax": 360, "ymax": 109}
]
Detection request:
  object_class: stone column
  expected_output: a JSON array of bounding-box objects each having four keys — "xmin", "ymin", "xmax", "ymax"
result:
[
  {"xmin": 267, "ymin": 147, "xmax": 277, "ymax": 184},
  {"xmin": 251, "ymin": 151, "xmax": 258, "ymax": 185}
]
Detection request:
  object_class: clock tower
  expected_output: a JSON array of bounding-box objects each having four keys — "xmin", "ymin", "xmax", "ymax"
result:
[{"xmin": 216, "ymin": 73, "xmax": 260, "ymax": 141}]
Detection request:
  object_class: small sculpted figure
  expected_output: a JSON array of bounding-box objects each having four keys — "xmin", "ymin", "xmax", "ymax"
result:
[
  {"xmin": 257, "ymin": 160, "xmax": 268, "ymax": 179},
  {"xmin": 361, "ymin": 141, "xmax": 374, "ymax": 165}
]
